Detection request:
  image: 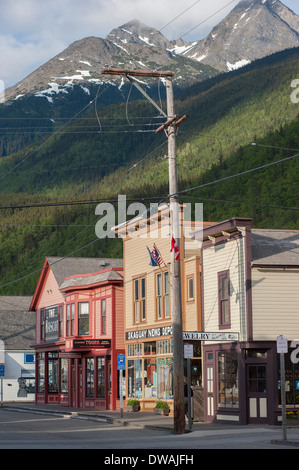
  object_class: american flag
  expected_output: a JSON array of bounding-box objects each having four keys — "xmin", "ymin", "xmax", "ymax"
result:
[{"xmin": 152, "ymin": 243, "xmax": 164, "ymax": 266}]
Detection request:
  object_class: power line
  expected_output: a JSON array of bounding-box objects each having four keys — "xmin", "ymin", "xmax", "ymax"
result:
[
  {"xmin": 173, "ymin": 151, "xmax": 299, "ymax": 198},
  {"xmin": 179, "ymin": 0, "xmax": 238, "ymax": 39},
  {"xmin": 180, "ymin": 196, "xmax": 299, "ymax": 212},
  {"xmin": 0, "ymin": 196, "xmax": 163, "ymax": 211},
  {"xmin": 159, "ymin": 0, "xmax": 203, "ymax": 33}
]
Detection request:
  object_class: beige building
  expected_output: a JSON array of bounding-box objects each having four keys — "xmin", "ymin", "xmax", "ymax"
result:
[
  {"xmin": 115, "ymin": 205, "xmax": 206, "ymax": 414},
  {"xmin": 192, "ymin": 217, "xmax": 299, "ymax": 425}
]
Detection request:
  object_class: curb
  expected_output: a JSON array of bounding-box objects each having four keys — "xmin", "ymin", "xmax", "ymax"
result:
[{"xmin": 2, "ymin": 405, "xmax": 174, "ymax": 431}]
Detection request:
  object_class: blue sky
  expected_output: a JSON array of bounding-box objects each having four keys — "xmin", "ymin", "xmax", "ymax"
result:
[{"xmin": 0, "ymin": 0, "xmax": 298, "ymax": 88}]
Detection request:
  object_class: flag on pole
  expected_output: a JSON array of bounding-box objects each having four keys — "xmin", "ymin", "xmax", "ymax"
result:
[
  {"xmin": 147, "ymin": 246, "xmax": 159, "ymax": 266},
  {"xmin": 171, "ymin": 236, "xmax": 180, "ymax": 261},
  {"xmin": 152, "ymin": 243, "xmax": 164, "ymax": 267}
]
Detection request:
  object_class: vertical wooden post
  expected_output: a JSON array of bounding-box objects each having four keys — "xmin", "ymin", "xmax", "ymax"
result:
[{"xmin": 166, "ymin": 77, "xmax": 185, "ymax": 435}]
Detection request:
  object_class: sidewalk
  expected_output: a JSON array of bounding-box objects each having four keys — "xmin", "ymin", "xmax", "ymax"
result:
[
  {"xmin": 2, "ymin": 402, "xmax": 227, "ymax": 432},
  {"xmin": 3, "ymin": 402, "xmax": 299, "ymax": 445}
]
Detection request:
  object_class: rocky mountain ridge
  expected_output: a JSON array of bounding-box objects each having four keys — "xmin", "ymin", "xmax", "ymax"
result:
[
  {"xmin": 181, "ymin": 0, "xmax": 299, "ymax": 71},
  {"xmin": 3, "ymin": 0, "xmax": 299, "ymax": 102}
]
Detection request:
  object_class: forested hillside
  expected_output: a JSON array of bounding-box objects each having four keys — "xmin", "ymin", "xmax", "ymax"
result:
[{"xmin": 0, "ymin": 47, "xmax": 298, "ymax": 295}]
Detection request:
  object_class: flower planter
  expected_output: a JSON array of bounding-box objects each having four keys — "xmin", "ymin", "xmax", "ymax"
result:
[
  {"xmin": 125, "ymin": 404, "xmax": 140, "ymax": 412},
  {"xmin": 154, "ymin": 408, "xmax": 170, "ymax": 416}
]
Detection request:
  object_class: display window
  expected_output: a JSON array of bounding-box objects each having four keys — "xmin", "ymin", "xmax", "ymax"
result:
[
  {"xmin": 97, "ymin": 357, "xmax": 105, "ymax": 398},
  {"xmin": 86, "ymin": 357, "xmax": 94, "ymax": 398},
  {"xmin": 127, "ymin": 340, "xmax": 173, "ymax": 400},
  {"xmin": 278, "ymin": 354, "xmax": 299, "ymax": 407},
  {"xmin": 47, "ymin": 352, "xmax": 59, "ymax": 394},
  {"xmin": 60, "ymin": 358, "xmax": 68, "ymax": 394},
  {"xmin": 37, "ymin": 353, "xmax": 45, "ymax": 393},
  {"xmin": 218, "ymin": 351, "xmax": 239, "ymax": 408}
]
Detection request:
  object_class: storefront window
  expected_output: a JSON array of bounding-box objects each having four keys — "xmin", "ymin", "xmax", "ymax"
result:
[
  {"xmin": 128, "ymin": 359, "xmax": 142, "ymax": 399},
  {"xmin": 218, "ymin": 351, "xmax": 239, "ymax": 408},
  {"xmin": 97, "ymin": 357, "xmax": 105, "ymax": 398},
  {"xmin": 127, "ymin": 341, "xmax": 173, "ymax": 401},
  {"xmin": 48, "ymin": 353, "xmax": 58, "ymax": 394},
  {"xmin": 157, "ymin": 339, "xmax": 173, "ymax": 355},
  {"xmin": 60, "ymin": 358, "xmax": 68, "ymax": 394},
  {"xmin": 127, "ymin": 343, "xmax": 142, "ymax": 357},
  {"xmin": 144, "ymin": 342, "xmax": 156, "ymax": 355},
  {"xmin": 86, "ymin": 357, "xmax": 94, "ymax": 398},
  {"xmin": 156, "ymin": 357, "xmax": 173, "ymax": 399},
  {"xmin": 278, "ymin": 354, "xmax": 299, "ymax": 406},
  {"xmin": 144, "ymin": 358, "xmax": 157, "ymax": 398},
  {"xmin": 37, "ymin": 353, "xmax": 45, "ymax": 393}
]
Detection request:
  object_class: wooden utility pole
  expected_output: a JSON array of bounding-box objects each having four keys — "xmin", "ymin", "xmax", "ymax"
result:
[
  {"xmin": 165, "ymin": 76, "xmax": 185, "ymax": 435},
  {"xmin": 102, "ymin": 67, "xmax": 186, "ymax": 434}
]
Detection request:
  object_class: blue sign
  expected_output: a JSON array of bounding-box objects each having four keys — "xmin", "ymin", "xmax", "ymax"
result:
[
  {"xmin": 117, "ymin": 354, "xmax": 125, "ymax": 370},
  {"xmin": 0, "ymin": 365, "xmax": 5, "ymax": 377}
]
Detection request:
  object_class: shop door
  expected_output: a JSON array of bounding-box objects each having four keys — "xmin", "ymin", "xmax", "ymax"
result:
[
  {"xmin": 107, "ymin": 359, "xmax": 112, "ymax": 410},
  {"xmin": 246, "ymin": 364, "xmax": 268, "ymax": 424},
  {"xmin": 204, "ymin": 352, "xmax": 215, "ymax": 421}
]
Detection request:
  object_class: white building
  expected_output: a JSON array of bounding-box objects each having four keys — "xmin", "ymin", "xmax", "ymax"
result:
[{"xmin": 0, "ymin": 296, "xmax": 35, "ymax": 402}]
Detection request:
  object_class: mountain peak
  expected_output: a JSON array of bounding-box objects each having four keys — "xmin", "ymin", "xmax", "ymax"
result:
[
  {"xmin": 180, "ymin": 0, "xmax": 299, "ymax": 72},
  {"xmin": 106, "ymin": 19, "xmax": 173, "ymax": 49}
]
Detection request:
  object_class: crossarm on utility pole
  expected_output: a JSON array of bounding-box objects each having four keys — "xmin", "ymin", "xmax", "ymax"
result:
[{"xmin": 125, "ymin": 75, "xmax": 168, "ymax": 118}]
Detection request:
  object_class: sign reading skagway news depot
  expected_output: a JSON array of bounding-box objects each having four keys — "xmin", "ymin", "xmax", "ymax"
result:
[{"xmin": 125, "ymin": 327, "xmax": 239, "ymax": 342}]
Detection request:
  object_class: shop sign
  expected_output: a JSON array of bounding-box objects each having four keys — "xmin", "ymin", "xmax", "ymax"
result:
[
  {"xmin": 126, "ymin": 326, "xmax": 173, "ymax": 341},
  {"xmin": 45, "ymin": 305, "xmax": 59, "ymax": 342},
  {"xmin": 183, "ymin": 331, "xmax": 239, "ymax": 342},
  {"xmin": 277, "ymin": 335, "xmax": 288, "ymax": 354},
  {"xmin": 73, "ymin": 339, "xmax": 111, "ymax": 349},
  {"xmin": 184, "ymin": 344, "xmax": 194, "ymax": 359}
]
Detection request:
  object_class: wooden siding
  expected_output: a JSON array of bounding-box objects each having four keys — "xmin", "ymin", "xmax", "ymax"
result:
[
  {"xmin": 114, "ymin": 286, "xmax": 125, "ymax": 349},
  {"xmin": 182, "ymin": 256, "xmax": 201, "ymax": 332},
  {"xmin": 124, "ymin": 235, "xmax": 171, "ymax": 330},
  {"xmin": 202, "ymin": 237, "xmax": 247, "ymax": 341},
  {"xmin": 252, "ymin": 268, "xmax": 299, "ymax": 340},
  {"xmin": 36, "ymin": 269, "xmax": 64, "ymax": 311}
]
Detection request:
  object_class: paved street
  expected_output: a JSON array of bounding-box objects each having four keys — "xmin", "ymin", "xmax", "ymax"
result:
[{"xmin": 1, "ymin": 408, "xmax": 299, "ymax": 451}]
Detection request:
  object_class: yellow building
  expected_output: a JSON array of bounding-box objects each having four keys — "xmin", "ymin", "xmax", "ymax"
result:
[{"xmin": 114, "ymin": 204, "xmax": 207, "ymax": 413}]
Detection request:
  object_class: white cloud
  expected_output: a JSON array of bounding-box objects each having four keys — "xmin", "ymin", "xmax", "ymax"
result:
[{"xmin": 0, "ymin": 0, "xmax": 298, "ymax": 88}]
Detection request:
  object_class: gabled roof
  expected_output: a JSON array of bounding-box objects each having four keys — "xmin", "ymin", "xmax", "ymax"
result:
[
  {"xmin": 251, "ymin": 229, "xmax": 299, "ymax": 267},
  {"xmin": 47, "ymin": 257, "xmax": 123, "ymax": 288},
  {"xmin": 30, "ymin": 257, "xmax": 123, "ymax": 310},
  {"xmin": 60, "ymin": 269, "xmax": 123, "ymax": 291},
  {"xmin": 0, "ymin": 296, "xmax": 35, "ymax": 350}
]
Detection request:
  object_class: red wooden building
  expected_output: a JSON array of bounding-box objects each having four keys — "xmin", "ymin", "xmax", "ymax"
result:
[{"xmin": 30, "ymin": 256, "xmax": 124, "ymax": 410}]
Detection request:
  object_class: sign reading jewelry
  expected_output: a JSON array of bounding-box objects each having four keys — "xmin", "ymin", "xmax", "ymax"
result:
[{"xmin": 126, "ymin": 328, "xmax": 239, "ymax": 342}]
